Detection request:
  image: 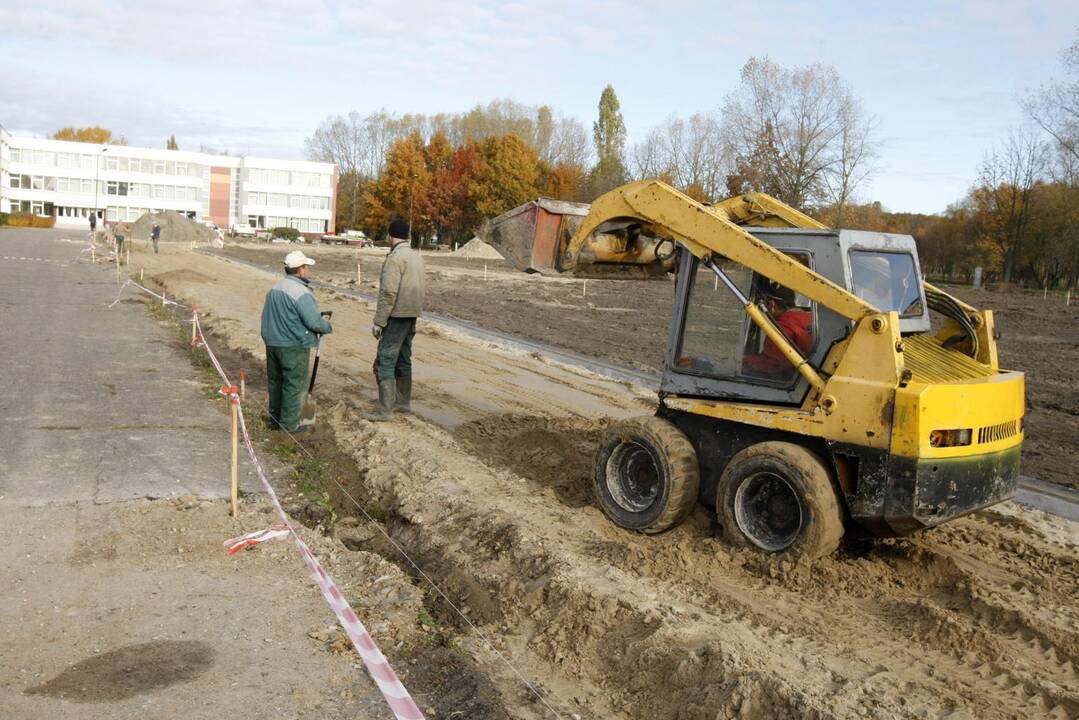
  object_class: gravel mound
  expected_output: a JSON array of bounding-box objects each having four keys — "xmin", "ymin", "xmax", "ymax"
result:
[
  {"xmin": 127, "ymin": 211, "xmax": 217, "ymax": 244},
  {"xmin": 452, "ymin": 237, "xmax": 504, "ymax": 260}
]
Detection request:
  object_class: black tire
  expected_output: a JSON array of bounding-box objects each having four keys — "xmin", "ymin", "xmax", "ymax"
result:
[
  {"xmin": 593, "ymin": 416, "xmax": 700, "ymax": 534},
  {"xmin": 717, "ymin": 441, "xmax": 844, "ymax": 559}
]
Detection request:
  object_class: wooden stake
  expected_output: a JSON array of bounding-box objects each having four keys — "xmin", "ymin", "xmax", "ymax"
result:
[
  {"xmin": 1044, "ymin": 287, "xmax": 1048, "ymax": 299},
  {"xmin": 139, "ymin": 267, "xmax": 144, "ymax": 282},
  {"xmin": 115, "ymin": 252, "xmax": 120, "ymax": 285},
  {"xmin": 357, "ymin": 261, "xmax": 362, "ymax": 285},
  {"xmin": 125, "ymin": 246, "xmax": 130, "ymax": 266},
  {"xmin": 91, "ymin": 246, "xmax": 95, "ymax": 263},
  {"xmin": 239, "ymin": 369, "xmax": 246, "ymax": 400},
  {"xmin": 583, "ymin": 279, "xmax": 587, "ymax": 297},
  {"xmin": 484, "ymin": 264, "xmax": 488, "ymax": 281},
  {"xmin": 230, "ymin": 395, "xmax": 239, "ymax": 517},
  {"xmin": 714, "ymin": 275, "xmax": 719, "ymax": 291},
  {"xmin": 1068, "ymin": 290, "xmax": 1072, "ymax": 307},
  {"xmin": 191, "ymin": 306, "xmax": 199, "ymax": 346},
  {"xmin": 161, "ymin": 290, "xmax": 166, "ymax": 307}
]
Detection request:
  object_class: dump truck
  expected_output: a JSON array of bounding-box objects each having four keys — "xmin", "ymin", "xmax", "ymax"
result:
[{"xmin": 481, "ymin": 180, "xmax": 1024, "ymax": 558}]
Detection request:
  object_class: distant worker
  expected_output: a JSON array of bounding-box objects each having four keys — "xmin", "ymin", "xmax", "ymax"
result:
[
  {"xmin": 743, "ymin": 284, "xmax": 814, "ymax": 376},
  {"xmin": 260, "ymin": 250, "xmax": 333, "ymax": 433},
  {"xmin": 151, "ymin": 222, "xmax": 161, "ymax": 254},
  {"xmin": 368, "ymin": 218, "xmax": 425, "ymax": 421},
  {"xmin": 89, "ymin": 211, "xmax": 97, "ymax": 235}
]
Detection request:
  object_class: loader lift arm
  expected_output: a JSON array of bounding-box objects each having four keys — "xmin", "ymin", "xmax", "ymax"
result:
[
  {"xmin": 563, "ymin": 180, "xmax": 880, "ymax": 322},
  {"xmin": 560, "ymin": 180, "xmax": 883, "ymax": 393}
]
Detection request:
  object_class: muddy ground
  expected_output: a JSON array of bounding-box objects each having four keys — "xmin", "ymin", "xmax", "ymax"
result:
[
  {"xmin": 117, "ymin": 241, "xmax": 1079, "ymax": 720},
  {"xmin": 215, "ymin": 242, "xmax": 1077, "ymax": 489}
]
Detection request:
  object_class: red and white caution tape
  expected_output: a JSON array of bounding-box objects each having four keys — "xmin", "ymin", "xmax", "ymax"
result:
[
  {"xmin": 109, "ymin": 278, "xmax": 187, "ymax": 309},
  {"xmin": 223, "ymin": 524, "xmax": 291, "ymax": 554},
  {"xmin": 231, "ymin": 404, "xmax": 425, "ymax": 720}
]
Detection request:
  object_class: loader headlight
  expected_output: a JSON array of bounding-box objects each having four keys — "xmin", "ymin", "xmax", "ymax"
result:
[{"xmin": 929, "ymin": 428, "xmax": 972, "ymax": 447}]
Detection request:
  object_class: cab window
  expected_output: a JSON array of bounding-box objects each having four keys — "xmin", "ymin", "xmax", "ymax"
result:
[
  {"xmin": 849, "ymin": 250, "xmax": 922, "ymax": 317},
  {"xmin": 676, "ymin": 253, "xmax": 815, "ymax": 386}
]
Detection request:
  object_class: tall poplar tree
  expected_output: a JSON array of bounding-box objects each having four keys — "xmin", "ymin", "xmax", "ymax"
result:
[{"xmin": 589, "ymin": 85, "xmax": 627, "ymax": 197}]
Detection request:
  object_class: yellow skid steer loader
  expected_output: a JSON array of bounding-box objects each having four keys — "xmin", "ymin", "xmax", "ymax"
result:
[{"xmin": 481, "ymin": 180, "xmax": 1024, "ymax": 558}]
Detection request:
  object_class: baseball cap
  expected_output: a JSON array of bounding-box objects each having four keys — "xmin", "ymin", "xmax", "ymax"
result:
[{"xmin": 284, "ymin": 250, "xmax": 315, "ymax": 268}]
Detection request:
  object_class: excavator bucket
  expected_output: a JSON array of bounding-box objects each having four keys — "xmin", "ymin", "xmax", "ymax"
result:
[
  {"xmin": 479, "ymin": 197, "xmax": 676, "ymax": 280},
  {"xmin": 480, "ymin": 198, "xmax": 590, "ymax": 275}
]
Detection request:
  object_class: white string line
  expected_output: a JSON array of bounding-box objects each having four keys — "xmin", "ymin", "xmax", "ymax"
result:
[{"xmin": 113, "ymin": 275, "xmax": 565, "ymax": 720}]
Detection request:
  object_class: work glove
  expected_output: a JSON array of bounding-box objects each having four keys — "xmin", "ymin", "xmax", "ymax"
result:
[{"xmin": 372, "ymin": 325, "xmax": 382, "ymax": 339}]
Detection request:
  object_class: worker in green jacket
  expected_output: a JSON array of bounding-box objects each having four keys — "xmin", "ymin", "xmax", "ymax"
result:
[
  {"xmin": 260, "ymin": 250, "xmax": 333, "ymax": 432},
  {"xmin": 368, "ymin": 218, "xmax": 425, "ymax": 421}
]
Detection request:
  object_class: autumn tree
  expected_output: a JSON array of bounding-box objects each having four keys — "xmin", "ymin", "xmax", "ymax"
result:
[
  {"xmin": 51, "ymin": 126, "xmax": 127, "ymax": 145},
  {"xmin": 468, "ymin": 134, "xmax": 542, "ymax": 219},
  {"xmin": 970, "ymin": 130, "xmax": 1049, "ymax": 283},
  {"xmin": 719, "ymin": 57, "xmax": 877, "ymax": 212},
  {"xmin": 166, "ymin": 134, "xmax": 179, "ymax": 150},
  {"xmin": 421, "ymin": 145, "xmax": 486, "ymax": 244},
  {"xmin": 587, "ymin": 85, "xmax": 628, "ymax": 198},
  {"xmin": 363, "ymin": 131, "xmax": 431, "ymax": 238}
]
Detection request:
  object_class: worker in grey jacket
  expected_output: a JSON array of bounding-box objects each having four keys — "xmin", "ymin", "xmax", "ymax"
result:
[
  {"xmin": 368, "ymin": 218, "xmax": 425, "ymax": 420},
  {"xmin": 261, "ymin": 250, "xmax": 333, "ymax": 432}
]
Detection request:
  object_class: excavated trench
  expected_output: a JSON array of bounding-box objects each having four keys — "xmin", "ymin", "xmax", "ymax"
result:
[{"xmin": 136, "ymin": 247, "xmax": 1079, "ymax": 720}]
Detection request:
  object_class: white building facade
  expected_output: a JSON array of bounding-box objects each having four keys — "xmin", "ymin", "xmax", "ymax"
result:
[{"xmin": 0, "ymin": 125, "xmax": 337, "ymax": 236}]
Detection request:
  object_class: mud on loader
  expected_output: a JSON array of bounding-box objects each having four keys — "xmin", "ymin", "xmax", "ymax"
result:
[{"xmin": 481, "ymin": 180, "xmax": 1025, "ymax": 558}]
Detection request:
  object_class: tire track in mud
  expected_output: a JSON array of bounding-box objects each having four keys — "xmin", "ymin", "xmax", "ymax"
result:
[{"xmin": 451, "ymin": 414, "xmax": 1079, "ymax": 719}]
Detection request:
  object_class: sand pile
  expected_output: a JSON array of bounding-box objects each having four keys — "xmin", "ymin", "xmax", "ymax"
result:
[
  {"xmin": 128, "ymin": 211, "xmax": 217, "ymax": 244},
  {"xmin": 452, "ymin": 237, "xmax": 504, "ymax": 260}
]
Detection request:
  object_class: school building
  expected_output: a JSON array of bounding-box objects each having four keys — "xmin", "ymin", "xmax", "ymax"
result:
[{"xmin": 0, "ymin": 125, "xmax": 337, "ymax": 236}]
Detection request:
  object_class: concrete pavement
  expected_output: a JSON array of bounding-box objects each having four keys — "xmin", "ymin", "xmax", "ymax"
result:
[
  {"xmin": 0, "ymin": 227, "xmax": 389, "ymax": 719},
  {"xmin": 0, "ymin": 227, "xmax": 258, "ymax": 504}
]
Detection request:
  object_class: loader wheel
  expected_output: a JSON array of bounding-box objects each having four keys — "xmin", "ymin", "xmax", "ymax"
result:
[
  {"xmin": 593, "ymin": 416, "xmax": 700, "ymax": 534},
  {"xmin": 717, "ymin": 441, "xmax": 844, "ymax": 559}
]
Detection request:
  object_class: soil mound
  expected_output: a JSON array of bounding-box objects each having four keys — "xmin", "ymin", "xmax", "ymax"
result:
[
  {"xmin": 130, "ymin": 211, "xmax": 217, "ymax": 244},
  {"xmin": 452, "ymin": 237, "xmax": 504, "ymax": 260}
]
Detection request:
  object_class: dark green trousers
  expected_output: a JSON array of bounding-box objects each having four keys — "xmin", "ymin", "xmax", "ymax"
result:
[
  {"xmin": 374, "ymin": 317, "xmax": 416, "ymax": 382},
  {"xmin": 266, "ymin": 345, "xmax": 310, "ymax": 431}
]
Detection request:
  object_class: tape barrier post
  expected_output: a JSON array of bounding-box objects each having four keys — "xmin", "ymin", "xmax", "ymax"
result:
[
  {"xmin": 191, "ymin": 305, "xmax": 199, "ymax": 346},
  {"xmin": 239, "ymin": 369, "xmax": 246, "ymax": 400},
  {"xmin": 221, "ymin": 385, "xmax": 240, "ymax": 517}
]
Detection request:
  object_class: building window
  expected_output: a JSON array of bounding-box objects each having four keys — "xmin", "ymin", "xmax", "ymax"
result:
[
  {"xmin": 153, "ymin": 161, "xmax": 166, "ymax": 174},
  {"xmin": 106, "ymin": 181, "xmax": 129, "ymax": 196},
  {"xmin": 105, "ymin": 156, "xmax": 119, "ymax": 171},
  {"xmin": 81, "ymin": 179, "xmax": 93, "ymax": 193},
  {"xmin": 31, "ymin": 176, "xmax": 44, "ymax": 190},
  {"xmin": 9, "ymin": 148, "xmax": 21, "ymax": 162}
]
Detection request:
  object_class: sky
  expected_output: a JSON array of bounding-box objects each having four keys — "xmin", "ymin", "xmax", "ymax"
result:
[{"xmin": 1, "ymin": 0, "xmax": 1076, "ymax": 214}]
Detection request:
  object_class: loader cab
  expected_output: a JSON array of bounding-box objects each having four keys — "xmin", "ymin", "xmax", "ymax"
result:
[{"xmin": 662, "ymin": 228, "xmax": 929, "ymax": 406}]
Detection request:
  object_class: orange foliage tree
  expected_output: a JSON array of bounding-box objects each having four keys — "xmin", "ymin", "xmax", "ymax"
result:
[{"xmin": 51, "ymin": 126, "xmax": 127, "ymax": 145}]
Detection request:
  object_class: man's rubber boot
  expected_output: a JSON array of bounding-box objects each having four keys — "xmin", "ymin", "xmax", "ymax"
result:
[
  {"xmin": 365, "ymin": 379, "xmax": 396, "ymax": 422},
  {"xmin": 394, "ymin": 375, "xmax": 412, "ymax": 413}
]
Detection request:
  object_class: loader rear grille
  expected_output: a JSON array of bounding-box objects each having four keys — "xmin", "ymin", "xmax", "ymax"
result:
[{"xmin": 978, "ymin": 420, "xmax": 1019, "ymax": 445}]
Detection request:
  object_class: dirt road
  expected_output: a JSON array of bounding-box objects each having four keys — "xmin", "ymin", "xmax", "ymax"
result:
[
  {"xmin": 213, "ymin": 243, "xmax": 1078, "ymax": 489},
  {"xmin": 127, "ymin": 242, "xmax": 1078, "ymax": 720}
]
